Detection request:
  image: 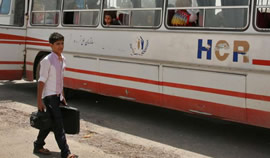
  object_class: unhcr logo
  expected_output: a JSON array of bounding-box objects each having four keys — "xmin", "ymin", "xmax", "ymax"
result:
[{"xmin": 130, "ymin": 36, "xmax": 149, "ymax": 56}]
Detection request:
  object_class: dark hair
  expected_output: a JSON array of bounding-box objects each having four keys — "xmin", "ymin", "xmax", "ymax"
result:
[{"xmin": 49, "ymin": 32, "xmax": 64, "ymax": 44}]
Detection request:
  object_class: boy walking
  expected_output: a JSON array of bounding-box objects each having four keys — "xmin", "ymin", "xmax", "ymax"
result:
[{"xmin": 34, "ymin": 32, "xmax": 77, "ymax": 158}]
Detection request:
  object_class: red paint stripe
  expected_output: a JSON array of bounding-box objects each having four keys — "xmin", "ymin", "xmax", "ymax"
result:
[
  {"xmin": 0, "ymin": 61, "xmax": 24, "ymax": 64},
  {"xmin": 25, "ymin": 70, "xmax": 34, "ymax": 81},
  {"xmin": 0, "ymin": 70, "xmax": 23, "ymax": 80},
  {"xmin": 247, "ymin": 93, "xmax": 270, "ymax": 102},
  {"xmin": 0, "ymin": 41, "xmax": 26, "ymax": 45},
  {"xmin": 247, "ymin": 109, "xmax": 270, "ymax": 128},
  {"xmin": 25, "ymin": 36, "xmax": 48, "ymax": 42},
  {"xmin": 253, "ymin": 59, "xmax": 270, "ymax": 66},
  {"xmin": 66, "ymin": 67, "xmax": 160, "ymax": 85},
  {"xmin": 0, "ymin": 40, "xmax": 50, "ymax": 46},
  {"xmin": 162, "ymin": 82, "xmax": 246, "ymax": 98},
  {"xmin": 9, "ymin": 66, "xmax": 270, "ymax": 102},
  {"xmin": 0, "ymin": 33, "xmax": 47, "ymax": 42},
  {"xmin": 0, "ymin": 33, "xmax": 26, "ymax": 40},
  {"xmin": 25, "ymin": 42, "xmax": 50, "ymax": 47},
  {"xmin": 66, "ymin": 67, "xmax": 270, "ymax": 102},
  {"xmin": 26, "ymin": 62, "xmax": 34, "ymax": 66},
  {"xmin": 64, "ymin": 77, "xmax": 270, "ymax": 128}
]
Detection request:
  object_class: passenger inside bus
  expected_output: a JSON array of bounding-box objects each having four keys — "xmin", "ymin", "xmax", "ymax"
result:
[
  {"xmin": 103, "ymin": 11, "xmax": 120, "ymax": 26},
  {"xmin": 32, "ymin": 2, "xmax": 45, "ymax": 24},
  {"xmin": 257, "ymin": 8, "xmax": 270, "ymax": 28},
  {"xmin": 170, "ymin": 0, "xmax": 198, "ymax": 26}
]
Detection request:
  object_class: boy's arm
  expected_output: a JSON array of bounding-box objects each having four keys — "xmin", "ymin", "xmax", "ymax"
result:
[
  {"xmin": 37, "ymin": 81, "xmax": 46, "ymax": 111},
  {"xmin": 61, "ymin": 90, "xmax": 68, "ymax": 106}
]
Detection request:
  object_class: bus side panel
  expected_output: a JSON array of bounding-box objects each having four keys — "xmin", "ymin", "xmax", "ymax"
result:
[
  {"xmin": 0, "ymin": 30, "xmax": 25, "ymax": 80},
  {"xmin": 98, "ymin": 60, "xmax": 161, "ymax": 105},
  {"xmin": 162, "ymin": 67, "xmax": 246, "ymax": 122},
  {"xmin": 247, "ymin": 73, "xmax": 270, "ymax": 128},
  {"xmin": 64, "ymin": 54, "xmax": 99, "ymax": 93}
]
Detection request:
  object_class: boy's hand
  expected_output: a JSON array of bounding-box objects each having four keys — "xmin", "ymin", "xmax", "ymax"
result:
[
  {"xmin": 38, "ymin": 101, "xmax": 46, "ymax": 111},
  {"xmin": 61, "ymin": 97, "xmax": 68, "ymax": 106}
]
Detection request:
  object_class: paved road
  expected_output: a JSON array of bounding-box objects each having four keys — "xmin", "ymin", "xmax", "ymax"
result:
[{"xmin": 0, "ymin": 80, "xmax": 270, "ymax": 158}]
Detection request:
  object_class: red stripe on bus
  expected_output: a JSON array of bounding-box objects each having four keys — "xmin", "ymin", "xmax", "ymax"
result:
[
  {"xmin": 0, "ymin": 61, "xmax": 24, "ymax": 64},
  {"xmin": 0, "ymin": 70, "xmax": 23, "ymax": 80},
  {"xmin": 26, "ymin": 62, "xmax": 34, "ymax": 66},
  {"xmin": 66, "ymin": 67, "xmax": 160, "ymax": 85},
  {"xmin": 253, "ymin": 59, "xmax": 270, "ymax": 66},
  {"xmin": 0, "ymin": 33, "xmax": 26, "ymax": 40},
  {"xmin": 162, "ymin": 82, "xmax": 246, "ymax": 98},
  {"xmin": 0, "ymin": 41, "xmax": 49, "ymax": 46},
  {"xmin": 247, "ymin": 108, "xmax": 270, "ymax": 128},
  {"xmin": 14, "ymin": 68, "xmax": 270, "ymax": 102},
  {"xmin": 26, "ymin": 36, "xmax": 48, "ymax": 42},
  {"xmin": 25, "ymin": 42, "xmax": 50, "ymax": 47},
  {"xmin": 0, "ymin": 33, "xmax": 47, "ymax": 42},
  {"xmin": 65, "ymin": 67, "xmax": 253, "ymax": 100},
  {"xmin": 246, "ymin": 93, "xmax": 270, "ymax": 102},
  {"xmin": 64, "ymin": 77, "xmax": 270, "ymax": 128},
  {"xmin": 0, "ymin": 41, "xmax": 26, "ymax": 45},
  {"xmin": 25, "ymin": 70, "xmax": 34, "ymax": 81}
]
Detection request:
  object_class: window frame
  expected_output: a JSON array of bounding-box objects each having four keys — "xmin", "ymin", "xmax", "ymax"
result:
[
  {"xmin": 30, "ymin": 0, "xmax": 62, "ymax": 26},
  {"xmin": 0, "ymin": 0, "xmax": 26, "ymax": 27},
  {"xmin": 62, "ymin": 8, "xmax": 101, "ymax": 27},
  {"xmin": 102, "ymin": 0, "xmax": 164, "ymax": 29},
  {"xmin": 254, "ymin": 0, "xmax": 270, "ymax": 31},
  {"xmin": 165, "ymin": 0, "xmax": 251, "ymax": 31},
  {"xmin": 62, "ymin": 0, "xmax": 101, "ymax": 27}
]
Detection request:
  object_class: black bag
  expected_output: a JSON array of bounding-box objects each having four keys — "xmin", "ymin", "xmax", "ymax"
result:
[
  {"xmin": 60, "ymin": 106, "xmax": 80, "ymax": 134},
  {"xmin": 30, "ymin": 111, "xmax": 52, "ymax": 130}
]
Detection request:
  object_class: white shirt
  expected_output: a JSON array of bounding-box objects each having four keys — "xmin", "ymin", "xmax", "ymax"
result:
[{"xmin": 39, "ymin": 52, "xmax": 66, "ymax": 99}]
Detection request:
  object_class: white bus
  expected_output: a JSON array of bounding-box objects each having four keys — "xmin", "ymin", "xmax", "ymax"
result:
[{"xmin": 1, "ymin": 0, "xmax": 270, "ymax": 129}]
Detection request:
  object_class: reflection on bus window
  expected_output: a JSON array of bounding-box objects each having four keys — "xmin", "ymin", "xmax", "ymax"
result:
[
  {"xmin": 63, "ymin": 0, "xmax": 100, "ymax": 26},
  {"xmin": 103, "ymin": 0, "xmax": 163, "ymax": 28},
  {"xmin": 167, "ymin": 0, "xmax": 249, "ymax": 29},
  {"xmin": 0, "ymin": 0, "xmax": 11, "ymax": 14},
  {"xmin": 0, "ymin": 0, "xmax": 25, "ymax": 26},
  {"xmin": 256, "ymin": 0, "xmax": 270, "ymax": 29},
  {"xmin": 31, "ymin": 0, "xmax": 61, "ymax": 25}
]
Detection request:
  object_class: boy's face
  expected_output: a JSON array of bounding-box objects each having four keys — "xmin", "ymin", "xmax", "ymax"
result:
[
  {"xmin": 50, "ymin": 40, "xmax": 64, "ymax": 56},
  {"xmin": 104, "ymin": 15, "xmax": 112, "ymax": 25}
]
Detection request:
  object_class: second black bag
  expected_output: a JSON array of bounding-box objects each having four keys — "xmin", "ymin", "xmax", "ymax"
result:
[
  {"xmin": 30, "ymin": 111, "xmax": 52, "ymax": 130},
  {"xmin": 60, "ymin": 106, "xmax": 80, "ymax": 134}
]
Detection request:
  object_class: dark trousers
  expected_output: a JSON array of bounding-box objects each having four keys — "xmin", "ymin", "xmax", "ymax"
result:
[{"xmin": 34, "ymin": 95, "xmax": 70, "ymax": 158}]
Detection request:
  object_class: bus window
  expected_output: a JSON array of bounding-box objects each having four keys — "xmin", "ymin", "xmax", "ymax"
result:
[
  {"xmin": 103, "ymin": 0, "xmax": 163, "ymax": 28},
  {"xmin": 0, "ymin": 0, "xmax": 10, "ymax": 14},
  {"xmin": 63, "ymin": 0, "xmax": 100, "ymax": 26},
  {"xmin": 31, "ymin": 0, "xmax": 61, "ymax": 26},
  {"xmin": 0, "ymin": 0, "xmax": 25, "ymax": 26},
  {"xmin": 167, "ymin": 0, "xmax": 250, "ymax": 30},
  {"xmin": 256, "ymin": 0, "xmax": 270, "ymax": 30}
]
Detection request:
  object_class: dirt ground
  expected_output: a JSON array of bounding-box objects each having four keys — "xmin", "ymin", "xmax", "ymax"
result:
[{"xmin": 0, "ymin": 80, "xmax": 208, "ymax": 158}]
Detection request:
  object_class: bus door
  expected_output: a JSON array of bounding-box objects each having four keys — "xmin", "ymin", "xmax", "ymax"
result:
[{"xmin": 0, "ymin": 0, "xmax": 27, "ymax": 80}]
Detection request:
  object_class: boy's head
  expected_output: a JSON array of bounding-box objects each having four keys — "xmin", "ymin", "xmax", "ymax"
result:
[
  {"xmin": 104, "ymin": 14, "xmax": 112, "ymax": 25},
  {"xmin": 49, "ymin": 32, "xmax": 64, "ymax": 56},
  {"xmin": 49, "ymin": 32, "xmax": 64, "ymax": 44}
]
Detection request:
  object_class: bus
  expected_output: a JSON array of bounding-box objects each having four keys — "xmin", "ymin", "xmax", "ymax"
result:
[{"xmin": 0, "ymin": 0, "xmax": 270, "ymax": 129}]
